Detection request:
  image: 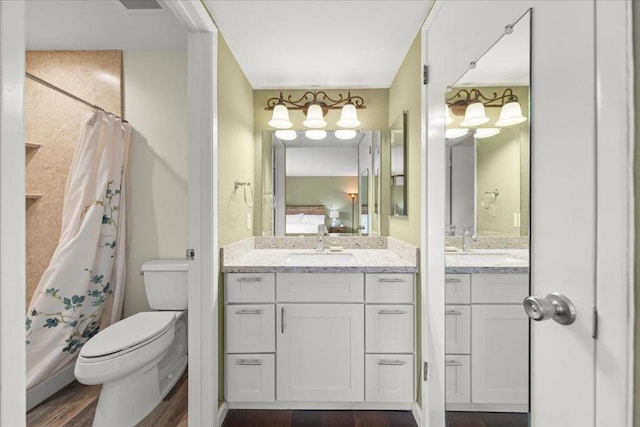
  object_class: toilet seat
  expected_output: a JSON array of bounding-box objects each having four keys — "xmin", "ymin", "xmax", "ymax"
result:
[{"xmin": 80, "ymin": 311, "xmax": 180, "ymax": 361}]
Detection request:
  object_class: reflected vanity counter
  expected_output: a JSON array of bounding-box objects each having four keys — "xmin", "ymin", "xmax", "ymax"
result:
[
  {"xmin": 444, "ymin": 248, "xmax": 529, "ymax": 413},
  {"xmin": 221, "ymin": 236, "xmax": 418, "ymax": 410}
]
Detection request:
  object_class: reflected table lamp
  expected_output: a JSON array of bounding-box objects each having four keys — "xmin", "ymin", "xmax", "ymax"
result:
[{"xmin": 330, "ymin": 209, "xmax": 340, "ymax": 227}]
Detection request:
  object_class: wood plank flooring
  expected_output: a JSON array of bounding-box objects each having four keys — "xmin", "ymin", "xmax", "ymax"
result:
[
  {"xmin": 26, "ymin": 370, "xmax": 188, "ymax": 427},
  {"xmin": 446, "ymin": 411, "xmax": 528, "ymax": 427},
  {"xmin": 221, "ymin": 409, "xmax": 418, "ymax": 427}
]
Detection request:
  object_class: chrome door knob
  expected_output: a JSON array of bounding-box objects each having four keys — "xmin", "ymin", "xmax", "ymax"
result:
[{"xmin": 523, "ymin": 292, "xmax": 577, "ymax": 325}]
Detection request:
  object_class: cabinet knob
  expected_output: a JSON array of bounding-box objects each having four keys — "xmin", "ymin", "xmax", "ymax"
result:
[{"xmin": 523, "ymin": 292, "xmax": 576, "ymax": 325}]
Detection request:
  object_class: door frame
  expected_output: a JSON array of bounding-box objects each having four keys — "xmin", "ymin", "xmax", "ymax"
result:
[
  {"xmin": 159, "ymin": 2, "xmax": 219, "ymax": 426},
  {"xmin": 420, "ymin": 1, "xmax": 634, "ymax": 426}
]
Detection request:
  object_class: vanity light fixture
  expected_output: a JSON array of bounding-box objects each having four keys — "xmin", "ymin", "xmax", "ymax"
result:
[
  {"xmin": 335, "ymin": 129, "xmax": 357, "ymax": 140},
  {"xmin": 305, "ymin": 129, "xmax": 327, "ymax": 140},
  {"xmin": 275, "ymin": 130, "xmax": 297, "ymax": 141},
  {"xmin": 265, "ymin": 90, "xmax": 365, "ymax": 131},
  {"xmin": 446, "ymin": 87, "xmax": 527, "ymax": 128},
  {"xmin": 445, "ymin": 128, "xmax": 470, "ymax": 139},
  {"xmin": 474, "ymin": 128, "xmax": 501, "ymax": 139},
  {"xmin": 445, "ymin": 105, "xmax": 455, "ymax": 125}
]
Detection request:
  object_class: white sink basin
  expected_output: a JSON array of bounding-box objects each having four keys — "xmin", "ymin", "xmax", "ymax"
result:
[
  {"xmin": 446, "ymin": 252, "xmax": 525, "ymax": 264},
  {"xmin": 285, "ymin": 252, "xmax": 356, "ymax": 264}
]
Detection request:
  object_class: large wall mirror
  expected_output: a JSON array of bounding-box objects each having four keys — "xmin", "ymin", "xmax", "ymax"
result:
[
  {"xmin": 261, "ymin": 130, "xmax": 382, "ymax": 237},
  {"xmin": 445, "ymin": 19, "xmax": 530, "ymax": 238},
  {"xmin": 390, "ymin": 111, "xmax": 408, "ymax": 216},
  {"xmin": 443, "ymin": 10, "xmax": 531, "ymax": 425}
]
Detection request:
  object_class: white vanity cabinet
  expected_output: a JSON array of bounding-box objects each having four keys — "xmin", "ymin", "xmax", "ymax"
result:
[
  {"xmin": 445, "ymin": 272, "xmax": 528, "ymax": 412},
  {"xmin": 225, "ymin": 271, "xmax": 415, "ymax": 409}
]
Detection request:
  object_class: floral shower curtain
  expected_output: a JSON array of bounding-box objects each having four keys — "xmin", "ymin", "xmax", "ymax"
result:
[{"xmin": 26, "ymin": 110, "xmax": 131, "ymax": 389}]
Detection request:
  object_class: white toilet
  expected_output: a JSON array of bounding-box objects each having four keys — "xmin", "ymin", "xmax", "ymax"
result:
[{"xmin": 75, "ymin": 259, "xmax": 188, "ymax": 427}]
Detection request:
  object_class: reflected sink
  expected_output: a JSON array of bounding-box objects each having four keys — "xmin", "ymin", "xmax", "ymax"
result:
[
  {"xmin": 285, "ymin": 252, "xmax": 356, "ymax": 264},
  {"xmin": 445, "ymin": 252, "xmax": 525, "ymax": 264}
]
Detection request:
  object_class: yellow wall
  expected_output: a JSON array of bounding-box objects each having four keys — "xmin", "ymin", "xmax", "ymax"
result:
[
  {"xmin": 388, "ymin": 34, "xmax": 422, "ymax": 247},
  {"xmin": 218, "ymin": 36, "xmax": 255, "ymax": 247},
  {"xmin": 253, "ymin": 88, "xmax": 390, "ymax": 236},
  {"xmin": 217, "ymin": 34, "xmax": 255, "ymax": 400}
]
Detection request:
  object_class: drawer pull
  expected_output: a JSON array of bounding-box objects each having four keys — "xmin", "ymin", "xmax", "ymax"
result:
[
  {"xmin": 378, "ymin": 359, "xmax": 406, "ymax": 366},
  {"xmin": 378, "ymin": 309, "xmax": 406, "ymax": 315},
  {"xmin": 445, "ymin": 360, "xmax": 463, "ymax": 367},
  {"xmin": 281, "ymin": 307, "xmax": 285, "ymax": 334},
  {"xmin": 445, "ymin": 310, "xmax": 463, "ymax": 315},
  {"xmin": 378, "ymin": 278, "xmax": 406, "ymax": 283},
  {"xmin": 235, "ymin": 309, "xmax": 262, "ymax": 315},
  {"xmin": 445, "ymin": 278, "xmax": 462, "ymax": 283},
  {"xmin": 236, "ymin": 277, "xmax": 263, "ymax": 282},
  {"xmin": 236, "ymin": 359, "xmax": 262, "ymax": 366}
]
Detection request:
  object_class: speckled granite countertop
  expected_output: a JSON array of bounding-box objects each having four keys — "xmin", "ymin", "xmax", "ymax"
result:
[
  {"xmin": 445, "ymin": 249, "xmax": 529, "ymax": 274},
  {"xmin": 221, "ymin": 237, "xmax": 419, "ymax": 273}
]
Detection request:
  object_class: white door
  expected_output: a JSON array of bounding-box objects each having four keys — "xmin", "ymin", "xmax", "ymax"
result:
[
  {"xmin": 422, "ymin": 1, "xmax": 632, "ymax": 426},
  {"xmin": 276, "ymin": 303, "xmax": 364, "ymax": 401}
]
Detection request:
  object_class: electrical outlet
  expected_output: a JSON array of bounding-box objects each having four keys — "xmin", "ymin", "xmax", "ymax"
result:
[{"xmin": 246, "ymin": 212, "xmax": 252, "ymax": 230}]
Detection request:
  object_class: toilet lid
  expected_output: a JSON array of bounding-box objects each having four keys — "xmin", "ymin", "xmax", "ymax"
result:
[{"xmin": 81, "ymin": 312, "xmax": 178, "ymax": 358}]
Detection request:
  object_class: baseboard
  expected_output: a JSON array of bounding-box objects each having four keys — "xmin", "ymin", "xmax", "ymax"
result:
[
  {"xmin": 446, "ymin": 402, "xmax": 528, "ymax": 413},
  {"xmin": 227, "ymin": 401, "xmax": 413, "ymax": 410},
  {"xmin": 26, "ymin": 363, "xmax": 76, "ymax": 411},
  {"xmin": 218, "ymin": 400, "xmax": 229, "ymax": 425},
  {"xmin": 411, "ymin": 401, "xmax": 422, "ymax": 426}
]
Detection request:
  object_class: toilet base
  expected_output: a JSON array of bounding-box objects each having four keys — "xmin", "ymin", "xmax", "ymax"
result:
[{"xmin": 92, "ymin": 356, "xmax": 188, "ymax": 427}]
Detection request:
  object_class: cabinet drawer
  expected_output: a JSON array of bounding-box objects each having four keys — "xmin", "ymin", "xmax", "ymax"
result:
[
  {"xmin": 277, "ymin": 273, "xmax": 364, "ymax": 302},
  {"xmin": 445, "ymin": 274, "xmax": 471, "ymax": 304},
  {"xmin": 445, "ymin": 354, "xmax": 470, "ymax": 404},
  {"xmin": 226, "ymin": 304, "xmax": 275, "ymax": 353},
  {"xmin": 366, "ymin": 354, "xmax": 414, "ymax": 402},
  {"xmin": 471, "ymin": 274, "xmax": 528, "ymax": 304},
  {"xmin": 226, "ymin": 354, "xmax": 275, "ymax": 402},
  {"xmin": 365, "ymin": 274, "xmax": 414, "ymax": 303},
  {"xmin": 226, "ymin": 273, "xmax": 275, "ymax": 303},
  {"xmin": 445, "ymin": 305, "xmax": 471, "ymax": 354},
  {"xmin": 366, "ymin": 305, "xmax": 414, "ymax": 353}
]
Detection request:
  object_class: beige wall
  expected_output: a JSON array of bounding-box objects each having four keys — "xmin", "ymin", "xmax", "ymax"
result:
[
  {"xmin": 218, "ymin": 36, "xmax": 255, "ymax": 247},
  {"xmin": 25, "ymin": 51, "xmax": 122, "ymax": 309},
  {"xmin": 253, "ymin": 88, "xmax": 390, "ymax": 236},
  {"xmin": 122, "ymin": 51, "xmax": 188, "ymax": 317},
  {"xmin": 388, "ymin": 34, "xmax": 422, "ymax": 247}
]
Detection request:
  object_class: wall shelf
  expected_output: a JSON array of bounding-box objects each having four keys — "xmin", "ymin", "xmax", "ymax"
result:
[
  {"xmin": 26, "ymin": 194, "xmax": 42, "ymax": 200},
  {"xmin": 26, "ymin": 142, "xmax": 42, "ymax": 150}
]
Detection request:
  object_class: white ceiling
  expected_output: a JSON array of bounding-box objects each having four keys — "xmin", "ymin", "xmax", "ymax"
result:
[
  {"xmin": 205, "ymin": 0, "xmax": 432, "ymax": 89},
  {"xmin": 26, "ymin": 1, "xmax": 187, "ymax": 51}
]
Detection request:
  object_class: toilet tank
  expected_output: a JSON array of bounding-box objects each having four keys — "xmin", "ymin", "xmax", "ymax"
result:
[{"xmin": 141, "ymin": 259, "xmax": 188, "ymax": 310}]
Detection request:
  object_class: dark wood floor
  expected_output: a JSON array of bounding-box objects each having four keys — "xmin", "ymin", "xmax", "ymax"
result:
[
  {"xmin": 222, "ymin": 410, "xmax": 418, "ymax": 427},
  {"xmin": 26, "ymin": 370, "xmax": 188, "ymax": 427},
  {"xmin": 446, "ymin": 411, "xmax": 528, "ymax": 427}
]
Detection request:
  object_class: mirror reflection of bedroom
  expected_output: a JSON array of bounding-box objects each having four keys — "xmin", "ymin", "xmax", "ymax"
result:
[{"xmin": 268, "ymin": 130, "xmax": 382, "ymax": 237}]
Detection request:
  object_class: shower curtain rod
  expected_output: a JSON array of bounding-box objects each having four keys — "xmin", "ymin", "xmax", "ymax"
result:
[{"xmin": 25, "ymin": 72, "xmax": 128, "ymax": 124}]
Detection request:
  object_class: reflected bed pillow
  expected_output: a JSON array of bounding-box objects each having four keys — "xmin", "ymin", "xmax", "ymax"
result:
[
  {"xmin": 301, "ymin": 214, "xmax": 326, "ymax": 224},
  {"xmin": 285, "ymin": 213, "xmax": 304, "ymax": 224}
]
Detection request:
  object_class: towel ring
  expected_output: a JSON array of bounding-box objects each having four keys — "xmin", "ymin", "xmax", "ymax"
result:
[{"xmin": 234, "ymin": 179, "xmax": 254, "ymax": 208}]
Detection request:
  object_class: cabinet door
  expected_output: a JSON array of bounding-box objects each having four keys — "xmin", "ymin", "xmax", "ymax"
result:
[
  {"xmin": 366, "ymin": 305, "xmax": 414, "ymax": 353},
  {"xmin": 277, "ymin": 304, "xmax": 364, "ymax": 401},
  {"xmin": 227, "ymin": 354, "xmax": 275, "ymax": 402},
  {"xmin": 226, "ymin": 304, "xmax": 275, "ymax": 353},
  {"xmin": 445, "ymin": 354, "xmax": 470, "ymax": 404},
  {"xmin": 445, "ymin": 305, "xmax": 471, "ymax": 354},
  {"xmin": 471, "ymin": 305, "xmax": 528, "ymax": 404},
  {"xmin": 365, "ymin": 354, "xmax": 414, "ymax": 402}
]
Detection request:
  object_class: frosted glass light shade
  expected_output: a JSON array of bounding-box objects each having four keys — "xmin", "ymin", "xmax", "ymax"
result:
[
  {"xmin": 305, "ymin": 129, "xmax": 327, "ymax": 140},
  {"xmin": 445, "ymin": 105, "xmax": 454, "ymax": 125},
  {"xmin": 268, "ymin": 104, "xmax": 292, "ymax": 129},
  {"xmin": 474, "ymin": 128, "xmax": 501, "ymax": 139},
  {"xmin": 445, "ymin": 128, "xmax": 469, "ymax": 139},
  {"xmin": 495, "ymin": 101, "xmax": 527, "ymax": 127},
  {"xmin": 335, "ymin": 129, "xmax": 357, "ymax": 140},
  {"xmin": 336, "ymin": 103, "xmax": 361, "ymax": 128},
  {"xmin": 460, "ymin": 102, "xmax": 490, "ymax": 127},
  {"xmin": 303, "ymin": 104, "xmax": 327, "ymax": 128},
  {"xmin": 275, "ymin": 130, "xmax": 297, "ymax": 141}
]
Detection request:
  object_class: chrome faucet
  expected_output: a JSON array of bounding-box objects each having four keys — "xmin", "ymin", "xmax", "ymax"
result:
[
  {"xmin": 317, "ymin": 224, "xmax": 326, "ymax": 251},
  {"xmin": 462, "ymin": 226, "xmax": 476, "ymax": 252}
]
